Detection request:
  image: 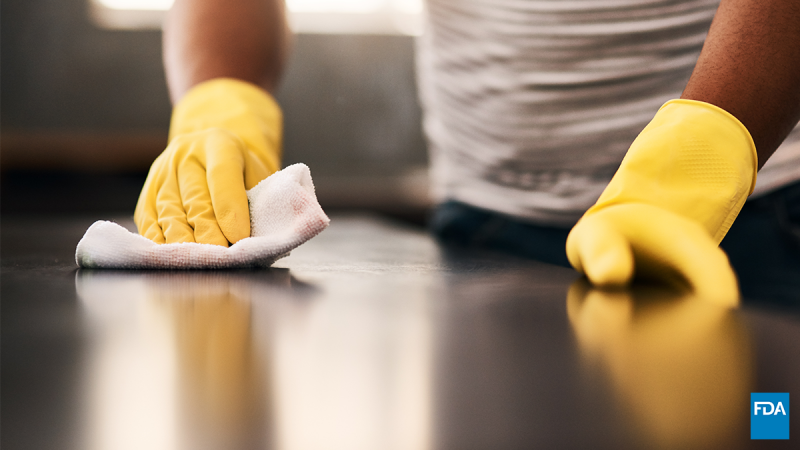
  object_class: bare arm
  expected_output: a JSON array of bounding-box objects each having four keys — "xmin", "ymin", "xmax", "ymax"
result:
[
  {"xmin": 681, "ymin": 0, "xmax": 800, "ymax": 169},
  {"xmin": 163, "ymin": 0, "xmax": 290, "ymax": 102}
]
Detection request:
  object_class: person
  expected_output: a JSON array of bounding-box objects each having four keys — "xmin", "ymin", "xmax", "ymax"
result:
[{"xmin": 135, "ymin": 0, "xmax": 800, "ymax": 303}]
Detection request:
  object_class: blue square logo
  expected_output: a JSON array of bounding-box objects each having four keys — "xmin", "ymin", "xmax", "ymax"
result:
[{"xmin": 751, "ymin": 393, "xmax": 789, "ymax": 440}]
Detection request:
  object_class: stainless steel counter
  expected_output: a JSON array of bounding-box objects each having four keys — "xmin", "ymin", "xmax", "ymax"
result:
[{"xmin": 2, "ymin": 214, "xmax": 798, "ymax": 449}]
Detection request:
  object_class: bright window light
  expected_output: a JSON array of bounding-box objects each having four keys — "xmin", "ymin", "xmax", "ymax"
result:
[
  {"xmin": 97, "ymin": 0, "xmax": 173, "ymax": 10},
  {"xmin": 288, "ymin": 0, "xmax": 384, "ymax": 14},
  {"xmin": 91, "ymin": 0, "xmax": 424, "ymax": 35}
]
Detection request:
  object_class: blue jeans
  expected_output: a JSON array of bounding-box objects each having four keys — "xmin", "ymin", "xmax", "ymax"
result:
[{"xmin": 430, "ymin": 181, "xmax": 800, "ymax": 305}]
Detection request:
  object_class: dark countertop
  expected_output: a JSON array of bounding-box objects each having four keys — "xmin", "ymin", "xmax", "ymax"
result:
[{"xmin": 2, "ymin": 214, "xmax": 798, "ymax": 449}]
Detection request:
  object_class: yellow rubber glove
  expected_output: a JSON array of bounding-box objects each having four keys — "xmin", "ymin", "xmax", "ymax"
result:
[
  {"xmin": 135, "ymin": 78, "xmax": 282, "ymax": 246},
  {"xmin": 566, "ymin": 100, "xmax": 757, "ymax": 304}
]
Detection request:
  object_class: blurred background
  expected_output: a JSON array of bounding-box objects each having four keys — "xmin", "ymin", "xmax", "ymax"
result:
[{"xmin": 1, "ymin": 0, "xmax": 430, "ymax": 222}]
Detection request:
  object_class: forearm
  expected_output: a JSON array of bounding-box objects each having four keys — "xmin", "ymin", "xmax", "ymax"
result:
[
  {"xmin": 163, "ymin": 0, "xmax": 290, "ymax": 102},
  {"xmin": 681, "ymin": 0, "xmax": 800, "ymax": 169}
]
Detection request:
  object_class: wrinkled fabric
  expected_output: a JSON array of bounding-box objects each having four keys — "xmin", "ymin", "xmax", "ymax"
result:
[{"xmin": 76, "ymin": 164, "xmax": 328, "ymax": 269}]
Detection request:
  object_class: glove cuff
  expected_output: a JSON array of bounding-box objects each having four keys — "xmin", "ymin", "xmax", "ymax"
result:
[
  {"xmin": 659, "ymin": 99, "xmax": 758, "ymax": 195},
  {"xmin": 587, "ymin": 98, "xmax": 758, "ymax": 244},
  {"xmin": 169, "ymin": 78, "xmax": 282, "ymax": 174}
]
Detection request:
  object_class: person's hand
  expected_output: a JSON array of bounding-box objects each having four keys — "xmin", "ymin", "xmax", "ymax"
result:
[
  {"xmin": 566, "ymin": 100, "xmax": 757, "ymax": 305},
  {"xmin": 135, "ymin": 78, "xmax": 282, "ymax": 246}
]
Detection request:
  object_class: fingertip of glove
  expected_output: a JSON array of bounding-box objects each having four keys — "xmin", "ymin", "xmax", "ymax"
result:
[
  {"xmin": 688, "ymin": 250, "xmax": 741, "ymax": 308},
  {"xmin": 217, "ymin": 210, "xmax": 251, "ymax": 244},
  {"xmin": 585, "ymin": 245, "xmax": 634, "ymax": 288},
  {"xmin": 221, "ymin": 228, "xmax": 250, "ymax": 245},
  {"xmin": 193, "ymin": 222, "xmax": 232, "ymax": 247},
  {"xmin": 568, "ymin": 219, "xmax": 634, "ymax": 288},
  {"xmin": 565, "ymin": 228, "xmax": 584, "ymax": 274},
  {"xmin": 139, "ymin": 222, "xmax": 166, "ymax": 244}
]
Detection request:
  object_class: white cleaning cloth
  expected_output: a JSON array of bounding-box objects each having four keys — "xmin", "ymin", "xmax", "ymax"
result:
[{"xmin": 75, "ymin": 163, "xmax": 330, "ymax": 269}]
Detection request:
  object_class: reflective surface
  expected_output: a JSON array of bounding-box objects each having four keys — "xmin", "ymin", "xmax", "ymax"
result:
[{"xmin": 2, "ymin": 214, "xmax": 799, "ymax": 449}]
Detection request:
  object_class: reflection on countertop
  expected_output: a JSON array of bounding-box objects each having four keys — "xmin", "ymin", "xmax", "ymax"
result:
[
  {"xmin": 3, "ymin": 214, "xmax": 800, "ymax": 450},
  {"xmin": 76, "ymin": 266, "xmax": 433, "ymax": 450},
  {"xmin": 568, "ymin": 280, "xmax": 753, "ymax": 449}
]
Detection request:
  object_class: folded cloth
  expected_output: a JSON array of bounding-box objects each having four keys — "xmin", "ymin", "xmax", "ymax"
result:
[{"xmin": 75, "ymin": 163, "xmax": 329, "ymax": 269}]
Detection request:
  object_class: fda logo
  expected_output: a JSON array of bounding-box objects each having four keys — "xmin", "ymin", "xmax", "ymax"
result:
[{"xmin": 751, "ymin": 393, "xmax": 789, "ymax": 440}]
